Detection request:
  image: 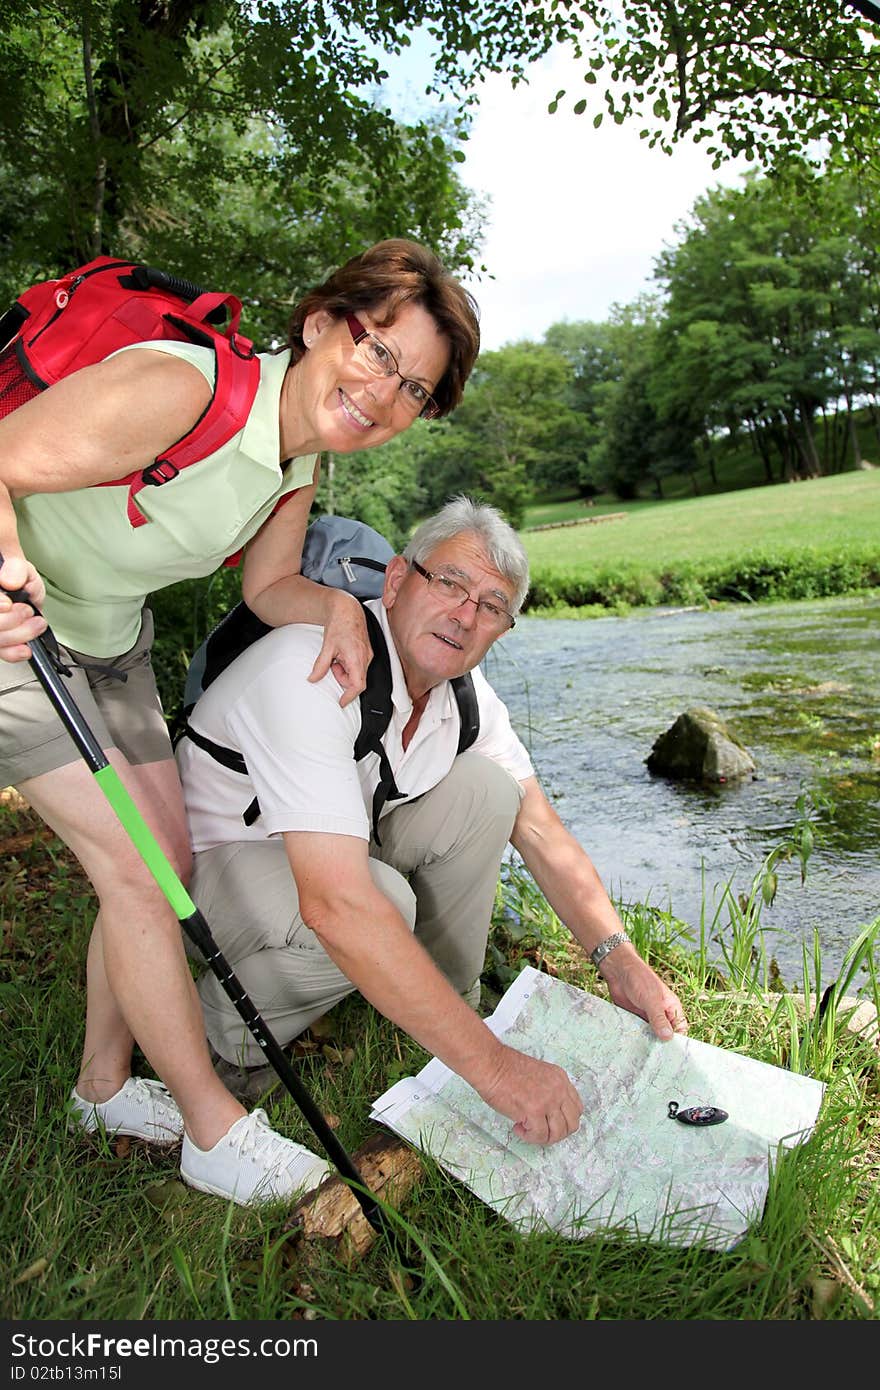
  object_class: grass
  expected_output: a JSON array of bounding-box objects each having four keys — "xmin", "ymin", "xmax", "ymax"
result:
[
  {"xmin": 523, "ymin": 413, "xmax": 880, "ymax": 525},
  {"xmin": 520, "ymin": 471, "xmax": 880, "ymax": 613},
  {"xmin": 2, "ymin": 789, "xmax": 878, "ymax": 1322}
]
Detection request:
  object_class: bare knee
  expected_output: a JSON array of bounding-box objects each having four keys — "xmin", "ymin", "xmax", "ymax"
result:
[{"xmin": 90, "ymin": 849, "xmax": 179, "ymax": 921}]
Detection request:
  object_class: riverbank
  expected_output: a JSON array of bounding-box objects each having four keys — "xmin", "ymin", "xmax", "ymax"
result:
[{"xmin": 521, "ymin": 471, "xmax": 880, "ymax": 613}]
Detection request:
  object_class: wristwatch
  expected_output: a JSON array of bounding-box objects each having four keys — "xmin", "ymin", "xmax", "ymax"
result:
[{"xmin": 590, "ymin": 930, "xmax": 630, "ymax": 968}]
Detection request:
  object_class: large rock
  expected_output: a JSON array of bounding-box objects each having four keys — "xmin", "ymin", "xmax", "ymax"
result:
[{"xmin": 646, "ymin": 706, "xmax": 756, "ymax": 784}]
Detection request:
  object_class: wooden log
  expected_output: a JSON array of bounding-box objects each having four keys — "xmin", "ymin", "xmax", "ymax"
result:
[
  {"xmin": 525, "ymin": 512, "xmax": 627, "ymax": 532},
  {"xmin": 284, "ymin": 1132, "xmax": 424, "ymax": 1265}
]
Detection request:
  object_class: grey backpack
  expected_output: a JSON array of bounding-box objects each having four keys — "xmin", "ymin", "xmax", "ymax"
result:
[{"xmin": 183, "ymin": 514, "xmax": 394, "ymax": 713}]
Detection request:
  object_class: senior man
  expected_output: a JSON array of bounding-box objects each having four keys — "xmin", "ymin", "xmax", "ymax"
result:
[{"xmin": 177, "ymin": 495, "xmax": 687, "ymax": 1163}]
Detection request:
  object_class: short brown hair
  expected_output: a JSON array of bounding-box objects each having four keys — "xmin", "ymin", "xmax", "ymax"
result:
[{"xmin": 286, "ymin": 239, "xmax": 480, "ymax": 417}]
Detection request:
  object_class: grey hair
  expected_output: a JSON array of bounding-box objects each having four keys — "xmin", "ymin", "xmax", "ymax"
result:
[{"xmin": 402, "ymin": 495, "xmax": 530, "ymax": 614}]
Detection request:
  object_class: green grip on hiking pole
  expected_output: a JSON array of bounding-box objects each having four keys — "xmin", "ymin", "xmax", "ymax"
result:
[
  {"xmin": 94, "ymin": 765, "xmax": 195, "ymax": 916},
  {"xmin": 1, "ymin": 568, "xmax": 392, "ymax": 1238}
]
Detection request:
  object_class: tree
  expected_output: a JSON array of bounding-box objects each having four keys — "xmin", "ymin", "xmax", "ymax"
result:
[
  {"xmin": 654, "ymin": 163, "xmax": 880, "ymax": 479},
  {"xmin": 0, "ymin": 2, "xmax": 484, "ymax": 328},
  {"xmin": 410, "ymin": 342, "xmax": 591, "ymax": 526},
  {"xmin": 544, "ymin": 319, "xmax": 622, "ymax": 494},
  {"xmin": 540, "ymin": 1, "xmax": 880, "ymax": 172},
  {"xmin": 418, "ymin": 1, "xmax": 880, "ymax": 175},
  {"xmin": 313, "ymin": 436, "xmax": 427, "ymax": 549},
  {"xmin": 586, "ymin": 300, "xmax": 672, "ymax": 499},
  {"xmin": 364, "ymin": 2, "xmax": 880, "ymax": 176},
  {"xmin": 4, "ymin": 2, "xmax": 878, "ymax": 297}
]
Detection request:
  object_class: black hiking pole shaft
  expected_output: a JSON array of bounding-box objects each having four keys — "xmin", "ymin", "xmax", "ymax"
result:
[{"xmin": 2, "ymin": 573, "xmax": 389, "ymax": 1235}]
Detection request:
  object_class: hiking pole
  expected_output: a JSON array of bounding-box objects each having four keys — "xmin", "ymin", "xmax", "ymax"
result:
[{"xmin": 3, "ymin": 576, "xmax": 390, "ymax": 1237}]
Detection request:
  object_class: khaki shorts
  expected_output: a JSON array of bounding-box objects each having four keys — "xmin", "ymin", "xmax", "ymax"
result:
[{"xmin": 0, "ymin": 608, "xmax": 173, "ymax": 786}]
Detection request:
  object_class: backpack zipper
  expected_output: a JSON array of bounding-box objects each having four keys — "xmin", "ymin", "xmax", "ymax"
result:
[
  {"xmin": 338, "ymin": 555, "xmax": 387, "ymax": 586},
  {"xmin": 26, "ymin": 260, "xmax": 134, "ymax": 347},
  {"xmin": 26, "ymin": 277, "xmax": 81, "ymax": 346}
]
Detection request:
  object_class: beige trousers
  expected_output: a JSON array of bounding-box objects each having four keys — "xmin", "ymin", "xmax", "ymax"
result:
[{"xmin": 189, "ymin": 753, "xmax": 523, "ymax": 1065}]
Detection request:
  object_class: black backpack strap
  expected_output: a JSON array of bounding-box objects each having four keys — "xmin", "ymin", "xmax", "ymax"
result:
[
  {"xmin": 201, "ymin": 602, "xmax": 273, "ymax": 693},
  {"xmin": 182, "ymin": 720, "xmax": 248, "ymax": 775},
  {"xmin": 182, "ymin": 721, "xmax": 260, "ymax": 826},
  {"xmin": 357, "ymin": 606, "xmax": 406, "ymax": 845},
  {"xmin": 170, "ymin": 601, "xmax": 272, "ymax": 748},
  {"xmin": 182, "ymin": 608, "xmax": 406, "ymax": 839},
  {"xmin": 451, "ymin": 672, "xmax": 479, "ymax": 753},
  {"xmin": 0, "ymin": 302, "xmax": 28, "ymax": 353}
]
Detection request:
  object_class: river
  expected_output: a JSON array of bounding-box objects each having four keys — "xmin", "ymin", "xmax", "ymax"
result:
[{"xmin": 482, "ymin": 591, "xmax": 880, "ymax": 986}]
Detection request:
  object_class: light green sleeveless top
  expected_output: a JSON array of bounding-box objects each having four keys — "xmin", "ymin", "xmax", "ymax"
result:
[{"xmin": 15, "ymin": 342, "xmax": 317, "ymax": 656}]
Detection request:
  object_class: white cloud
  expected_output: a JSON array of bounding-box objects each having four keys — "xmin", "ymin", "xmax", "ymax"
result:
[{"xmin": 456, "ymin": 51, "xmax": 750, "ymax": 350}]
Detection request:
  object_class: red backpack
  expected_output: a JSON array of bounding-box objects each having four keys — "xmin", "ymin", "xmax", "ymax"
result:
[{"xmin": 0, "ymin": 256, "xmax": 262, "ymax": 528}]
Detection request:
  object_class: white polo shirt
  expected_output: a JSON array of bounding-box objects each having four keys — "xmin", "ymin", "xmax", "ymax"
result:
[{"xmin": 177, "ymin": 598, "xmax": 534, "ymax": 853}]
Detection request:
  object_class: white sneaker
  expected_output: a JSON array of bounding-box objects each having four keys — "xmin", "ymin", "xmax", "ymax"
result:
[
  {"xmin": 69, "ymin": 1078, "xmax": 184, "ymax": 1145},
  {"xmin": 180, "ymin": 1108, "xmax": 332, "ymax": 1206}
]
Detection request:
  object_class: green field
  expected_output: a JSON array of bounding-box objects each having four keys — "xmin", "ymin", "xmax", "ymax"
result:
[{"xmin": 521, "ymin": 471, "xmax": 880, "ymax": 612}]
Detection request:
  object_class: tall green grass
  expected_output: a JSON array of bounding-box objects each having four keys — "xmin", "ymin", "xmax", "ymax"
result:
[
  {"xmin": 522, "ymin": 472, "xmax": 880, "ymax": 613},
  {"xmin": 2, "ymin": 791, "xmax": 877, "ymax": 1322}
]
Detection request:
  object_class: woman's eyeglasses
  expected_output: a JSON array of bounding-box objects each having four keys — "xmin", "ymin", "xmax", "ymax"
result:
[{"xmin": 346, "ymin": 314, "xmax": 439, "ymax": 420}]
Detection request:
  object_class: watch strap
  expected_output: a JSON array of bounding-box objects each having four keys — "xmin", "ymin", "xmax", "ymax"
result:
[{"xmin": 590, "ymin": 930, "xmax": 630, "ymax": 968}]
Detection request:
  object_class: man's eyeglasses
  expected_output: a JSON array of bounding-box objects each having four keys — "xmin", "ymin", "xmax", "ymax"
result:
[
  {"xmin": 410, "ymin": 560, "xmax": 516, "ymax": 631},
  {"xmin": 346, "ymin": 314, "xmax": 439, "ymax": 420}
]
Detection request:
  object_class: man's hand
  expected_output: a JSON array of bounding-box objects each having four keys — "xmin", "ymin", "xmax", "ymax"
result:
[
  {"xmin": 475, "ymin": 1042, "xmax": 584, "ymax": 1145},
  {"xmin": 600, "ymin": 947, "xmax": 688, "ymax": 1040}
]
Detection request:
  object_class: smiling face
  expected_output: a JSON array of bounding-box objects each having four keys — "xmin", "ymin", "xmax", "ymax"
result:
[
  {"xmin": 281, "ymin": 299, "xmax": 450, "ymax": 459},
  {"xmin": 383, "ymin": 533, "xmax": 516, "ymax": 700}
]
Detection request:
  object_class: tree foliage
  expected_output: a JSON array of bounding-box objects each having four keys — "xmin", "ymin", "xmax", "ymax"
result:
[
  {"xmin": 543, "ymin": 319, "xmax": 621, "ymax": 494},
  {"xmin": 374, "ymin": 157, "xmax": 880, "ymax": 515},
  {"xmin": 407, "ymin": 342, "xmax": 590, "ymax": 526},
  {"xmin": 0, "ymin": 1, "xmax": 484, "ymax": 338},
  {"xmin": 539, "ymin": 1, "xmax": 880, "ymax": 172},
  {"xmin": 3, "ymin": 2, "xmax": 878, "ymax": 523},
  {"xmin": 3, "ymin": 1, "xmax": 877, "ymax": 291},
  {"xmin": 379, "ymin": 2, "xmax": 880, "ymax": 175},
  {"xmin": 313, "ymin": 437, "xmax": 427, "ymax": 549},
  {"xmin": 654, "ymin": 162, "xmax": 880, "ymax": 481}
]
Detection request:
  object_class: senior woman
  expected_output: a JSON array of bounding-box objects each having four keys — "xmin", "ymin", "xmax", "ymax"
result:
[{"xmin": 0, "ymin": 238, "xmax": 480, "ymax": 1205}]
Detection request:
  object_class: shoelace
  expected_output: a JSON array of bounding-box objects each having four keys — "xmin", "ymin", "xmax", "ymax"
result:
[
  {"xmin": 130, "ymin": 1076, "xmax": 179, "ymax": 1120},
  {"xmin": 228, "ymin": 1108, "xmax": 299, "ymax": 1166}
]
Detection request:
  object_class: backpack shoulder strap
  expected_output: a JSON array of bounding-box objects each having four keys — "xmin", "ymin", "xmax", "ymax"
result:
[
  {"xmin": 357, "ymin": 611, "xmax": 480, "ymax": 839},
  {"xmin": 182, "ymin": 605, "xmax": 405, "ymax": 838},
  {"xmin": 121, "ymin": 332, "xmax": 261, "ymax": 528},
  {"xmin": 182, "ymin": 606, "xmax": 477, "ymax": 839},
  {"xmin": 357, "ymin": 605, "xmax": 406, "ymax": 844},
  {"xmin": 181, "ymin": 720, "xmax": 260, "ymax": 826},
  {"xmin": 451, "ymin": 672, "xmax": 480, "ymax": 754},
  {"xmin": 195, "ymin": 602, "xmax": 272, "ymax": 710}
]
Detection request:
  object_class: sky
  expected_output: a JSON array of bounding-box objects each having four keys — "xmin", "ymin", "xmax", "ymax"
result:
[{"xmin": 382, "ymin": 44, "xmax": 750, "ymax": 352}]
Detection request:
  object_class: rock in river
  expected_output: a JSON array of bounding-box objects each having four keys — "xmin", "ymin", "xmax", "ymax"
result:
[{"xmin": 646, "ymin": 707, "xmax": 756, "ymax": 784}]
